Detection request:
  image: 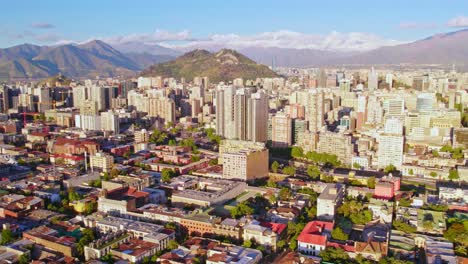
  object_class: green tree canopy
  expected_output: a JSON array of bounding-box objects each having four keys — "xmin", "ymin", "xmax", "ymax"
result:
[
  {"xmin": 279, "ymin": 187, "xmax": 292, "ymax": 201},
  {"xmin": 331, "ymin": 226, "xmax": 349, "ymax": 241},
  {"xmin": 306, "ymin": 165, "xmax": 320, "ymax": 179},
  {"xmin": 271, "ymin": 161, "xmax": 279, "ymax": 173},
  {"xmin": 282, "ymin": 166, "xmax": 296, "ymax": 176}
]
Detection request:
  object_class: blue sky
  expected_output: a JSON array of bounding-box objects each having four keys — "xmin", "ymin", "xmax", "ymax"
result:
[{"xmin": 1, "ymin": 0, "xmax": 468, "ymax": 50}]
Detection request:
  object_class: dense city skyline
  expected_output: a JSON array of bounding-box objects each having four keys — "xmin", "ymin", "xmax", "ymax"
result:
[{"xmin": 0, "ymin": 2, "xmax": 467, "ymax": 264}]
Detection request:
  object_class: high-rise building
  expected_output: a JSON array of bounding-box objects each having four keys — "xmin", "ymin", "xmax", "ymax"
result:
[
  {"xmin": 339, "ymin": 79, "xmax": 351, "ymax": 92},
  {"xmin": 89, "ymin": 86, "xmax": 105, "ymax": 111},
  {"xmin": 367, "ymin": 96, "xmax": 383, "ymax": 125},
  {"xmin": 317, "ymin": 69, "xmax": 327, "ymax": 88},
  {"xmin": 271, "ymin": 113, "xmax": 292, "ymax": 148},
  {"xmin": 317, "ymin": 132, "xmax": 354, "ymax": 165},
  {"xmin": 305, "ymin": 89, "xmax": 324, "ymax": 132},
  {"xmin": 216, "ymin": 85, "xmax": 236, "ymax": 139},
  {"xmin": 416, "ymin": 93, "xmax": 435, "ymax": 112},
  {"xmin": 135, "ymin": 129, "xmax": 149, "ymax": 143},
  {"xmin": 80, "ymin": 101, "xmax": 99, "ymax": 115},
  {"xmin": 148, "ymin": 97, "xmax": 176, "ymax": 124},
  {"xmin": 384, "ymin": 118, "xmax": 403, "ymax": 135},
  {"xmin": 73, "ymin": 85, "xmax": 88, "ymax": 109},
  {"xmin": 384, "ymin": 98, "xmax": 405, "ymax": 116},
  {"xmin": 248, "ymin": 90, "xmax": 268, "ymax": 143},
  {"xmin": 33, "ymin": 87, "xmax": 52, "ymax": 112},
  {"xmin": 101, "ymin": 110, "xmax": 119, "ymax": 133},
  {"xmin": 385, "ymin": 73, "xmax": 393, "ymax": 89},
  {"xmin": 378, "ymin": 133, "xmax": 404, "ymax": 170},
  {"xmin": 216, "ymin": 86, "xmax": 268, "ymax": 142},
  {"xmin": 221, "ymin": 147, "xmax": 269, "ymax": 181},
  {"xmin": 292, "ymin": 119, "xmax": 308, "ymax": 145},
  {"xmin": 368, "ymin": 67, "xmax": 378, "ymax": 91},
  {"xmin": 90, "ymin": 151, "xmax": 114, "ymax": 172}
]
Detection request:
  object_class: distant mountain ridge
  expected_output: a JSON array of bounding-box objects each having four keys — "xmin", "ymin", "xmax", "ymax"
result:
[
  {"xmin": 0, "ymin": 40, "xmax": 175, "ymax": 80},
  {"xmin": 325, "ymin": 28, "xmax": 468, "ymax": 66},
  {"xmin": 140, "ymin": 49, "xmax": 281, "ymax": 83},
  {"xmin": 1, "ymin": 28, "xmax": 468, "ymax": 80}
]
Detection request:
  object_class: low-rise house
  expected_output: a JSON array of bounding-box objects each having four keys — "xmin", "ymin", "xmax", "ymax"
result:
[
  {"xmin": 0, "ymin": 194, "xmax": 43, "ymax": 218},
  {"xmin": 242, "ymin": 220, "xmax": 286, "ymax": 252},
  {"xmin": 267, "ymin": 206, "xmax": 301, "ymax": 224},
  {"xmin": 354, "ymin": 241, "xmax": 388, "ymax": 261},
  {"xmin": 23, "ymin": 226, "xmax": 76, "ymax": 257},
  {"xmin": 111, "ymin": 238, "xmax": 159, "ymax": 263},
  {"xmin": 439, "ymin": 187, "xmax": 468, "ymax": 203},
  {"xmin": 97, "ymin": 186, "xmax": 149, "ymax": 215},
  {"xmin": 317, "ymin": 184, "xmax": 344, "ymax": 221},
  {"xmin": 415, "ymin": 235, "xmax": 456, "ymax": 264},
  {"xmin": 167, "ymin": 175, "xmax": 247, "ymax": 208},
  {"xmin": 206, "ymin": 244, "xmax": 262, "ymax": 264},
  {"xmin": 368, "ymin": 199, "xmax": 394, "ymax": 224},
  {"xmin": 84, "ymin": 230, "xmax": 130, "ymax": 261},
  {"xmin": 297, "ymin": 221, "xmax": 333, "ymax": 257}
]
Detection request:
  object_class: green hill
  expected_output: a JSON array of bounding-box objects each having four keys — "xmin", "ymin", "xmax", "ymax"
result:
[{"xmin": 140, "ymin": 49, "xmax": 280, "ymax": 83}]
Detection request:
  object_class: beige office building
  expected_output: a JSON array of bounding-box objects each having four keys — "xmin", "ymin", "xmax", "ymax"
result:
[
  {"xmin": 222, "ymin": 148, "xmax": 269, "ymax": 181},
  {"xmin": 90, "ymin": 151, "xmax": 114, "ymax": 172},
  {"xmin": 271, "ymin": 113, "xmax": 292, "ymax": 148}
]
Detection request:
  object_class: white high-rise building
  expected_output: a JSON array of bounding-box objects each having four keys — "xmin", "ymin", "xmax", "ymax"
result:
[
  {"xmin": 215, "ymin": 86, "xmax": 268, "ymax": 142},
  {"xmin": 384, "ymin": 98, "xmax": 405, "ymax": 116},
  {"xmin": 416, "ymin": 93, "xmax": 435, "ymax": 112},
  {"xmin": 385, "ymin": 73, "xmax": 393, "ymax": 89},
  {"xmin": 368, "ymin": 67, "xmax": 378, "ymax": 91},
  {"xmin": 384, "ymin": 118, "xmax": 403, "ymax": 135},
  {"xmin": 378, "ymin": 133, "xmax": 404, "ymax": 170},
  {"xmin": 101, "ymin": 110, "xmax": 119, "ymax": 133},
  {"xmin": 305, "ymin": 89, "xmax": 324, "ymax": 132}
]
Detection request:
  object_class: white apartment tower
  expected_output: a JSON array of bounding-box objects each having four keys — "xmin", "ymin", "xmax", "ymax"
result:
[{"xmin": 216, "ymin": 86, "xmax": 268, "ymax": 142}]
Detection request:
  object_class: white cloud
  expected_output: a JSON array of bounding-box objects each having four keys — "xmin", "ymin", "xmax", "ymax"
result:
[
  {"xmin": 103, "ymin": 29, "xmax": 194, "ymax": 44},
  {"xmin": 160, "ymin": 30, "xmax": 404, "ymax": 52},
  {"xmin": 398, "ymin": 21, "xmax": 437, "ymax": 29},
  {"xmin": 447, "ymin": 16, "xmax": 468, "ymax": 27},
  {"xmin": 53, "ymin": 29, "xmax": 404, "ymax": 52}
]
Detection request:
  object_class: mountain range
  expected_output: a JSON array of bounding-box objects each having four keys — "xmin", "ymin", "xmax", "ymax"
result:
[
  {"xmin": 1, "ymin": 29, "xmax": 468, "ymax": 80},
  {"xmin": 140, "ymin": 49, "xmax": 280, "ymax": 83},
  {"xmin": 0, "ymin": 40, "xmax": 175, "ymax": 80}
]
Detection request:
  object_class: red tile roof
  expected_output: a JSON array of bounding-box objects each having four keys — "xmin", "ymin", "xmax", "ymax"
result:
[
  {"xmin": 260, "ymin": 222, "xmax": 287, "ymax": 235},
  {"xmin": 297, "ymin": 221, "xmax": 334, "ymax": 246}
]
